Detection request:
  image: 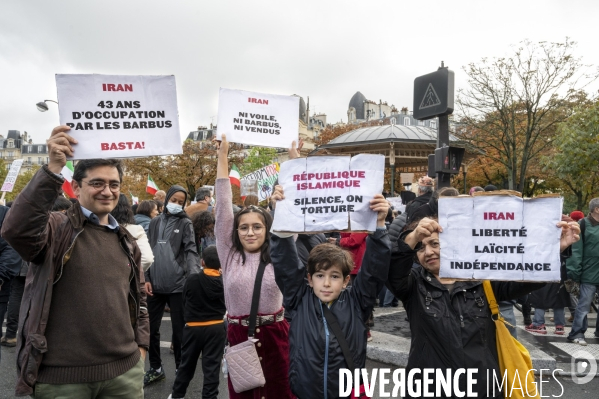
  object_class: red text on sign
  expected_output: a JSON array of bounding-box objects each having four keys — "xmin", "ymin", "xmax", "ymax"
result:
[
  {"xmin": 248, "ymin": 97, "xmax": 268, "ymax": 105},
  {"xmin": 483, "ymin": 212, "xmax": 515, "ymax": 220},
  {"xmin": 102, "ymin": 84, "xmax": 133, "ymax": 92},
  {"xmin": 101, "ymin": 142, "xmax": 145, "ymax": 151}
]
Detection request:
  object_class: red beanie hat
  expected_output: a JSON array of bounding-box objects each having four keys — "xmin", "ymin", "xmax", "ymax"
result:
[{"xmin": 570, "ymin": 211, "xmax": 584, "ymax": 221}]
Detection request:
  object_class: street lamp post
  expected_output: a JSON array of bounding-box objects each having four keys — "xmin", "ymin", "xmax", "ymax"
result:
[{"xmin": 36, "ymin": 99, "xmax": 58, "ymax": 112}]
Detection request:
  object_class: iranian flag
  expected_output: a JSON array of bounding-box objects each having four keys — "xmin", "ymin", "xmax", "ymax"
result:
[
  {"xmin": 229, "ymin": 164, "xmax": 241, "ymax": 187},
  {"xmin": 61, "ymin": 161, "xmax": 76, "ymax": 199},
  {"xmin": 146, "ymin": 175, "xmax": 159, "ymax": 195}
]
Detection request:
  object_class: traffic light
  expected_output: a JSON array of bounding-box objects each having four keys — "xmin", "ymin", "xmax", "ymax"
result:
[
  {"xmin": 434, "ymin": 146, "xmax": 464, "ymax": 174},
  {"xmin": 427, "ymin": 154, "xmax": 436, "ymax": 178}
]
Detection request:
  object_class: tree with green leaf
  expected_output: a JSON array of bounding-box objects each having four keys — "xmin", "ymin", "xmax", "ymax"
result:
[
  {"xmin": 457, "ymin": 39, "xmax": 597, "ymax": 191},
  {"xmin": 541, "ymin": 100, "xmax": 599, "ymax": 211},
  {"xmin": 239, "ymin": 146, "xmax": 278, "ymax": 175}
]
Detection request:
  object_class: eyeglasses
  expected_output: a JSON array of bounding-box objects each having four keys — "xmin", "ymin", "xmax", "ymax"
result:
[
  {"xmin": 82, "ymin": 180, "xmax": 121, "ymax": 192},
  {"xmin": 237, "ymin": 224, "xmax": 265, "ymax": 236}
]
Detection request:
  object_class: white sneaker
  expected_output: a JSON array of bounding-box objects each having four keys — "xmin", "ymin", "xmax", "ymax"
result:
[{"xmin": 572, "ymin": 338, "xmax": 587, "ymax": 346}]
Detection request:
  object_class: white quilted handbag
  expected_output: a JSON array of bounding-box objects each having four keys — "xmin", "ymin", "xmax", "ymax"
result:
[{"xmin": 225, "ymin": 338, "xmax": 265, "ymax": 393}]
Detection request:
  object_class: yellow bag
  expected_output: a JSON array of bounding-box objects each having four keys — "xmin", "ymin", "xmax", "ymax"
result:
[{"xmin": 482, "ymin": 280, "xmax": 540, "ymax": 399}]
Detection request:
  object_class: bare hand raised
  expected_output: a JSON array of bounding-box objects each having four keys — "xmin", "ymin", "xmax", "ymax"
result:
[
  {"xmin": 405, "ymin": 217, "xmax": 443, "ymax": 249},
  {"xmin": 370, "ymin": 194, "xmax": 389, "ymax": 228},
  {"xmin": 288, "ymin": 139, "xmax": 304, "ymax": 160},
  {"xmin": 47, "ymin": 126, "xmax": 78, "ymax": 173},
  {"xmin": 557, "ymin": 221, "xmax": 581, "ymax": 252}
]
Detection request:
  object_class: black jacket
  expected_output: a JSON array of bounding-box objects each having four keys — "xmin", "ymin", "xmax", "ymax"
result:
[
  {"xmin": 147, "ymin": 186, "xmax": 200, "ymax": 293},
  {"xmin": 271, "ymin": 229, "xmax": 391, "ymax": 399},
  {"xmin": 405, "ymin": 191, "xmax": 432, "ymax": 223},
  {"xmin": 386, "ymin": 232, "xmax": 544, "ymax": 398},
  {"xmin": 0, "ymin": 206, "xmax": 22, "ymax": 289}
]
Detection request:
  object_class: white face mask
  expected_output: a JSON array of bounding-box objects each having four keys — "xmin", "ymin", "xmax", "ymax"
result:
[{"xmin": 166, "ymin": 202, "xmax": 183, "ymax": 214}]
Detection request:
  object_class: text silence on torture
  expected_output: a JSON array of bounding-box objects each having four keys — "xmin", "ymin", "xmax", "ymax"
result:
[{"xmin": 272, "ymin": 154, "xmax": 384, "ymax": 233}]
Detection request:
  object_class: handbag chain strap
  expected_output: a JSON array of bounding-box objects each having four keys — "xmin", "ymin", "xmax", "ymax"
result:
[
  {"xmin": 321, "ymin": 304, "xmax": 356, "ymax": 371},
  {"xmin": 248, "ymin": 260, "xmax": 267, "ymax": 337}
]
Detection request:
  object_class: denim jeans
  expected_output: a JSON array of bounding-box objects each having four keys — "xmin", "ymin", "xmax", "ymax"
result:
[
  {"xmin": 499, "ymin": 302, "xmax": 517, "ymax": 339},
  {"xmin": 383, "ymin": 288, "xmax": 398, "ymax": 307},
  {"xmin": 533, "ymin": 308, "xmax": 565, "ymax": 327},
  {"xmin": 0, "ymin": 302, "xmax": 8, "ymax": 363},
  {"xmin": 568, "ymin": 283, "xmax": 599, "ymax": 340}
]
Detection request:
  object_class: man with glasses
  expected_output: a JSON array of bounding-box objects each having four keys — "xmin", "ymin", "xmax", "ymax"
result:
[{"xmin": 2, "ymin": 125, "xmax": 149, "ymax": 398}]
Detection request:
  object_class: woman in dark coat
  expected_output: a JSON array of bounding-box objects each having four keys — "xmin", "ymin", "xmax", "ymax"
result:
[{"xmin": 387, "ymin": 217, "xmax": 580, "ymax": 398}]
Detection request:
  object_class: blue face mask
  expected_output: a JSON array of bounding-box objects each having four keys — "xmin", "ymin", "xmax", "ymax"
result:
[{"xmin": 166, "ymin": 202, "xmax": 183, "ymax": 214}]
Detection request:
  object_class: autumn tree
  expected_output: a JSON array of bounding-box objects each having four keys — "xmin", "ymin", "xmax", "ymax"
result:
[
  {"xmin": 541, "ymin": 100, "xmax": 599, "ymax": 210},
  {"xmin": 0, "ymin": 164, "xmax": 41, "ymax": 202},
  {"xmin": 456, "ymin": 39, "xmax": 597, "ymax": 191},
  {"xmin": 239, "ymin": 146, "xmax": 278, "ymax": 175},
  {"xmin": 122, "ymin": 140, "xmax": 244, "ymax": 201}
]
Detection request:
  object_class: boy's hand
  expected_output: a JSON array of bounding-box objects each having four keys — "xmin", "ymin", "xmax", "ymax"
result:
[{"xmin": 370, "ymin": 194, "xmax": 389, "ymax": 228}]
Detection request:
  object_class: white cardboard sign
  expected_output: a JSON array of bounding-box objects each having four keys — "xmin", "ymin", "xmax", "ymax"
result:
[
  {"xmin": 438, "ymin": 195, "xmax": 563, "ymax": 282},
  {"xmin": 56, "ymin": 74, "xmax": 182, "ymax": 160},
  {"xmin": 272, "ymin": 154, "xmax": 385, "ymax": 233},
  {"xmin": 1, "ymin": 159, "xmax": 24, "ymax": 192},
  {"xmin": 216, "ymin": 88, "xmax": 299, "ymax": 148}
]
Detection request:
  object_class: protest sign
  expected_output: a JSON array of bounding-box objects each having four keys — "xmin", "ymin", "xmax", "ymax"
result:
[
  {"xmin": 241, "ymin": 163, "xmax": 280, "ymax": 200},
  {"xmin": 1, "ymin": 159, "xmax": 24, "ymax": 192},
  {"xmin": 56, "ymin": 74, "xmax": 182, "ymax": 159},
  {"xmin": 438, "ymin": 194, "xmax": 563, "ymax": 282},
  {"xmin": 216, "ymin": 88, "xmax": 299, "ymax": 148},
  {"xmin": 272, "ymin": 154, "xmax": 385, "ymax": 233}
]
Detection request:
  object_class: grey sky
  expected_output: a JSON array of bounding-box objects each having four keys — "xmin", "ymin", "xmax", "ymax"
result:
[{"xmin": 1, "ymin": 0, "xmax": 598, "ymax": 144}]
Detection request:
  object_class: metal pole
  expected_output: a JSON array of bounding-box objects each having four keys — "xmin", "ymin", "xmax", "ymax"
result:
[
  {"xmin": 389, "ymin": 129, "xmax": 396, "ymax": 196},
  {"xmin": 436, "ymin": 115, "xmax": 451, "ymax": 189},
  {"xmin": 390, "ymin": 164, "xmax": 396, "ymax": 196}
]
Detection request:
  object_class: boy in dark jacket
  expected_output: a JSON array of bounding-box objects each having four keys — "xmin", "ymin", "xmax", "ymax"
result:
[
  {"xmin": 169, "ymin": 245, "xmax": 226, "ymax": 399},
  {"xmin": 270, "ymin": 187, "xmax": 391, "ymax": 399}
]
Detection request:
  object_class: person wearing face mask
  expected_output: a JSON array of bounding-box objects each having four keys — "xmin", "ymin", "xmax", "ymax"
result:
[{"xmin": 144, "ymin": 186, "xmax": 200, "ymax": 387}]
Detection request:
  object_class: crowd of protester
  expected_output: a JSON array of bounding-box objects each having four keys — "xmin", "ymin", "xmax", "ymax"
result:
[{"xmin": 0, "ymin": 125, "xmax": 589, "ymax": 399}]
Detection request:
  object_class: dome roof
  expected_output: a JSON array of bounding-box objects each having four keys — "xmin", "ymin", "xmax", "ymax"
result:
[
  {"xmin": 348, "ymin": 91, "xmax": 367, "ymax": 120},
  {"xmin": 293, "ymin": 95, "xmax": 307, "ymax": 122},
  {"xmin": 327, "ymin": 124, "xmax": 452, "ymax": 146}
]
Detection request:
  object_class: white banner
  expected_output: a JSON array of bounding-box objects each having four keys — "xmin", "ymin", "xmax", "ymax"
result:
[
  {"xmin": 272, "ymin": 154, "xmax": 385, "ymax": 233},
  {"xmin": 56, "ymin": 74, "xmax": 182, "ymax": 159},
  {"xmin": 241, "ymin": 163, "xmax": 280, "ymax": 200},
  {"xmin": 438, "ymin": 195, "xmax": 563, "ymax": 282},
  {"xmin": 216, "ymin": 88, "xmax": 299, "ymax": 148},
  {"xmin": 1, "ymin": 159, "xmax": 24, "ymax": 192}
]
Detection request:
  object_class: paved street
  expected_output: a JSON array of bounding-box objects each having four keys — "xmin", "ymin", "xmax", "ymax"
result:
[{"xmin": 3, "ymin": 307, "xmax": 599, "ymax": 398}]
